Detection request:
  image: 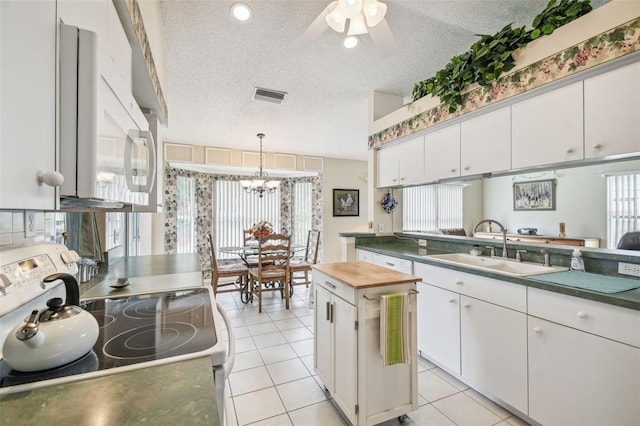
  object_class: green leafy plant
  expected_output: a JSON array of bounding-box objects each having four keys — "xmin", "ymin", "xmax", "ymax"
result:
[{"xmin": 411, "ymin": 0, "xmax": 593, "ymax": 112}]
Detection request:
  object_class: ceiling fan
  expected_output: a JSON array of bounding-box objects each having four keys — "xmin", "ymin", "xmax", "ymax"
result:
[{"xmin": 300, "ymin": 0, "xmax": 399, "ymax": 57}]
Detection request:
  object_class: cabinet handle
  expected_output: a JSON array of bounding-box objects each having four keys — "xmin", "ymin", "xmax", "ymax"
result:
[
  {"xmin": 463, "ymin": 166, "xmax": 470, "ymax": 171},
  {"xmin": 37, "ymin": 170, "xmax": 64, "ymax": 187},
  {"xmin": 448, "ymin": 298, "xmax": 456, "ymax": 303},
  {"xmin": 385, "ymin": 262, "xmax": 395, "ymax": 267},
  {"xmin": 450, "ymin": 168, "xmax": 457, "ymax": 173},
  {"xmin": 533, "ymin": 327, "xmax": 543, "ymax": 334},
  {"xmin": 400, "ymin": 177, "xmax": 405, "ymax": 181},
  {"xmin": 392, "ymin": 178, "xmax": 397, "ymax": 182},
  {"xmin": 456, "ymin": 281, "xmax": 464, "ymax": 286},
  {"xmin": 577, "ymin": 311, "xmax": 588, "ymax": 319},
  {"xmin": 324, "ymin": 281, "xmax": 336, "ymax": 289},
  {"xmin": 326, "ymin": 302, "xmax": 331, "ymax": 321},
  {"xmin": 566, "ymin": 148, "xmax": 575, "ymax": 154},
  {"xmin": 594, "ymin": 144, "xmax": 603, "ymax": 150},
  {"xmin": 330, "ymin": 303, "xmax": 334, "ymax": 323},
  {"xmin": 463, "ymin": 302, "xmax": 470, "ymax": 308}
]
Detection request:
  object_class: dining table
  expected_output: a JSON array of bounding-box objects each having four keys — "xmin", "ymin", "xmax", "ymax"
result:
[{"xmin": 218, "ymin": 243, "xmax": 306, "ymax": 303}]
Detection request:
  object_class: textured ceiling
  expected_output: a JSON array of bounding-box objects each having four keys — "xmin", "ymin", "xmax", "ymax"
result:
[{"xmin": 160, "ymin": 0, "xmax": 610, "ymax": 161}]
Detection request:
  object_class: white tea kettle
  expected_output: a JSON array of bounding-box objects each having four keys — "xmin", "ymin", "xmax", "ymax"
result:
[{"xmin": 2, "ymin": 273, "xmax": 99, "ymax": 372}]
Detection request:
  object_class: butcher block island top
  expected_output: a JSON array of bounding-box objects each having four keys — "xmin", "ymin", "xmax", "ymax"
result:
[{"xmin": 313, "ymin": 261, "xmax": 420, "ymax": 288}]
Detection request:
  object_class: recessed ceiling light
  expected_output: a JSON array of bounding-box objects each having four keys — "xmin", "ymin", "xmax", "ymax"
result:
[
  {"xmin": 344, "ymin": 35, "xmax": 359, "ymax": 49},
  {"xmin": 231, "ymin": 3, "xmax": 252, "ymax": 22}
]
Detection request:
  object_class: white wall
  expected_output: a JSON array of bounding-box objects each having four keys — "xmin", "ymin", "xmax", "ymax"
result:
[
  {"xmin": 322, "ymin": 157, "xmax": 369, "ymax": 263},
  {"xmin": 483, "ymin": 160, "xmax": 640, "ymax": 245}
]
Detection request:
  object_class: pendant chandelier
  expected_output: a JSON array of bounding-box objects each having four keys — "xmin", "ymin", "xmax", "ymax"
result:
[{"xmin": 240, "ymin": 133, "xmax": 280, "ymax": 197}]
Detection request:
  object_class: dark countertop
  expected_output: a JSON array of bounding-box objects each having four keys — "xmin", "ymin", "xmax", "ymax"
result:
[
  {"xmin": 1, "ymin": 254, "xmax": 219, "ymax": 425},
  {"xmin": 356, "ymin": 241, "xmax": 640, "ymax": 311}
]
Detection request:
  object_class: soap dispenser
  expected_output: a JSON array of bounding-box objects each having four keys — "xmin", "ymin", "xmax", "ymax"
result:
[{"xmin": 570, "ymin": 248, "xmax": 585, "ymax": 271}]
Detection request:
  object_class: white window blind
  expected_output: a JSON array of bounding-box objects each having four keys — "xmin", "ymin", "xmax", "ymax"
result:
[
  {"xmin": 607, "ymin": 173, "xmax": 640, "ymax": 248},
  {"xmin": 176, "ymin": 176, "xmax": 196, "ymax": 253},
  {"xmin": 292, "ymin": 182, "xmax": 313, "ymax": 246},
  {"xmin": 403, "ymin": 184, "xmax": 463, "ymax": 232},
  {"xmin": 214, "ymin": 180, "xmax": 281, "ymax": 257}
]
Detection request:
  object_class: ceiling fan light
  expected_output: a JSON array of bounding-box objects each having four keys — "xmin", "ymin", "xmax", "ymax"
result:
[
  {"xmin": 337, "ymin": 0, "xmax": 363, "ymax": 19},
  {"xmin": 343, "ymin": 35, "xmax": 359, "ymax": 49},
  {"xmin": 347, "ymin": 13, "xmax": 368, "ymax": 35},
  {"xmin": 230, "ymin": 3, "xmax": 252, "ymax": 22},
  {"xmin": 363, "ymin": 0, "xmax": 386, "ymax": 27},
  {"xmin": 326, "ymin": 8, "xmax": 347, "ymax": 32}
]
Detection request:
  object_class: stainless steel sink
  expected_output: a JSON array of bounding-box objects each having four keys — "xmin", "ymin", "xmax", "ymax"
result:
[{"xmin": 425, "ymin": 253, "xmax": 568, "ymax": 277}]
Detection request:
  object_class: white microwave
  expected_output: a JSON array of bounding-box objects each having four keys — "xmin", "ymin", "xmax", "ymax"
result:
[{"xmin": 59, "ymin": 23, "xmax": 156, "ymax": 209}]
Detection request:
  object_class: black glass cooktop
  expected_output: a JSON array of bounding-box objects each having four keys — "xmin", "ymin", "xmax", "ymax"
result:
[{"xmin": 0, "ymin": 287, "xmax": 216, "ymax": 390}]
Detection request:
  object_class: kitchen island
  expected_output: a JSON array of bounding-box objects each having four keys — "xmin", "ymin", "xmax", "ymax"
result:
[
  {"xmin": 312, "ymin": 261, "xmax": 420, "ymax": 426},
  {"xmin": 0, "ymin": 254, "xmax": 221, "ymax": 426}
]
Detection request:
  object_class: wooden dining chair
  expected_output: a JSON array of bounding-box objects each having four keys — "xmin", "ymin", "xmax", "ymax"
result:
[
  {"xmin": 242, "ymin": 228, "xmax": 262, "ymax": 266},
  {"xmin": 207, "ymin": 232, "xmax": 249, "ymax": 296},
  {"xmin": 248, "ymin": 233, "xmax": 291, "ymax": 313},
  {"xmin": 289, "ymin": 230, "xmax": 320, "ymax": 294}
]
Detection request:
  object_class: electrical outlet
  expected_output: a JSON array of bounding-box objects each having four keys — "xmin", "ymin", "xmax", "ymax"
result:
[
  {"xmin": 618, "ymin": 262, "xmax": 640, "ymax": 278},
  {"xmin": 418, "ymin": 239, "xmax": 427, "ymax": 247},
  {"xmin": 24, "ymin": 211, "xmax": 36, "ymax": 238},
  {"xmin": 378, "ymin": 223, "xmax": 384, "ymax": 233},
  {"xmin": 418, "ymin": 248, "xmax": 427, "ymax": 256}
]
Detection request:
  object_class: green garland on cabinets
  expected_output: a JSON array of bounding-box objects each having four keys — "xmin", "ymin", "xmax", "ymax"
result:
[{"xmin": 411, "ymin": 0, "xmax": 593, "ymax": 113}]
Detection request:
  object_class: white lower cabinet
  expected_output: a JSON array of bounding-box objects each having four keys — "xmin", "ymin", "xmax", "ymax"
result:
[
  {"xmin": 313, "ymin": 269, "xmax": 418, "ymax": 426},
  {"xmin": 417, "ymin": 282, "xmax": 460, "ymax": 375},
  {"xmin": 460, "ymin": 295, "xmax": 528, "ymax": 414},
  {"xmin": 528, "ymin": 316, "xmax": 640, "ymax": 426},
  {"xmin": 528, "ymin": 287, "xmax": 640, "ymax": 426}
]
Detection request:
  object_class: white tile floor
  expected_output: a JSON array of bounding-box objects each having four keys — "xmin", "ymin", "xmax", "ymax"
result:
[{"xmin": 217, "ymin": 285, "xmax": 530, "ymax": 426}]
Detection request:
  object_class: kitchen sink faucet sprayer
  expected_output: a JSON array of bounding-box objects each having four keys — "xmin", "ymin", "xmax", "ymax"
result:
[{"xmin": 473, "ymin": 219, "xmax": 508, "ymax": 258}]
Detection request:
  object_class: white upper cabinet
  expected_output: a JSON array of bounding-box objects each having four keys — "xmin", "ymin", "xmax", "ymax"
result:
[
  {"xmin": 584, "ymin": 61, "xmax": 640, "ymax": 159},
  {"xmin": 377, "ymin": 135, "xmax": 424, "ymax": 187},
  {"xmin": 511, "ymin": 82, "xmax": 584, "ymax": 169},
  {"xmin": 57, "ymin": 0, "xmax": 108, "ymax": 73},
  {"xmin": 460, "ymin": 107, "xmax": 511, "ymax": 175},
  {"xmin": 0, "ymin": 1, "xmax": 57, "ymax": 209},
  {"xmin": 424, "ymin": 124, "xmax": 460, "ymax": 182}
]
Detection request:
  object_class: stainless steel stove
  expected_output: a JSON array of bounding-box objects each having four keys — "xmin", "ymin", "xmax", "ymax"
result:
[{"xmin": 0, "ymin": 243, "xmax": 234, "ymax": 425}]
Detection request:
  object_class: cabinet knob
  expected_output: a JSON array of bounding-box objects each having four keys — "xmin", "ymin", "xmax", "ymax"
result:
[
  {"xmin": 37, "ymin": 170, "xmax": 64, "ymax": 187},
  {"xmin": 594, "ymin": 144, "xmax": 603, "ymax": 150},
  {"xmin": 448, "ymin": 298, "xmax": 456, "ymax": 303},
  {"xmin": 463, "ymin": 302, "xmax": 470, "ymax": 308},
  {"xmin": 456, "ymin": 281, "xmax": 464, "ymax": 286},
  {"xmin": 566, "ymin": 148, "xmax": 575, "ymax": 154},
  {"xmin": 400, "ymin": 177, "xmax": 405, "ymax": 181},
  {"xmin": 463, "ymin": 166, "xmax": 470, "ymax": 171},
  {"xmin": 533, "ymin": 327, "xmax": 543, "ymax": 334},
  {"xmin": 450, "ymin": 168, "xmax": 457, "ymax": 173},
  {"xmin": 577, "ymin": 311, "xmax": 588, "ymax": 319}
]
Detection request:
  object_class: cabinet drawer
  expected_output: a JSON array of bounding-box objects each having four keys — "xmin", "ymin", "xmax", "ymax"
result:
[
  {"xmin": 314, "ymin": 271, "xmax": 356, "ymax": 305},
  {"xmin": 528, "ymin": 287, "xmax": 640, "ymax": 348},
  {"xmin": 416, "ymin": 262, "xmax": 526, "ymax": 312},
  {"xmin": 373, "ymin": 253, "xmax": 412, "ymax": 274}
]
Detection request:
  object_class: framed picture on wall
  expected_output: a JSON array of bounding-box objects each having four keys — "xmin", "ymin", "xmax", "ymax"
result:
[
  {"xmin": 513, "ymin": 179, "xmax": 556, "ymax": 211},
  {"xmin": 333, "ymin": 189, "xmax": 359, "ymax": 216}
]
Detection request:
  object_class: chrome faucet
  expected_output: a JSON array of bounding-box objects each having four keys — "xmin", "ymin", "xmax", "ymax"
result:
[{"xmin": 473, "ymin": 219, "xmax": 508, "ymax": 258}]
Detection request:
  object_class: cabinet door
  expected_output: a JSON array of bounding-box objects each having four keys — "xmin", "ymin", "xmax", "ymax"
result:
[
  {"xmin": 313, "ymin": 284, "xmax": 332, "ymax": 389},
  {"xmin": 584, "ymin": 62, "xmax": 640, "ymax": 158},
  {"xmin": 512, "ymin": 82, "xmax": 584, "ymax": 169},
  {"xmin": 0, "ymin": 1, "xmax": 57, "ymax": 209},
  {"xmin": 396, "ymin": 135, "xmax": 425, "ymax": 185},
  {"xmin": 528, "ymin": 316, "xmax": 640, "ymax": 426},
  {"xmin": 332, "ymin": 296, "xmax": 358, "ymax": 423},
  {"xmin": 377, "ymin": 144, "xmax": 401, "ymax": 187},
  {"xmin": 424, "ymin": 124, "xmax": 460, "ymax": 182},
  {"xmin": 420, "ymin": 283, "xmax": 460, "ymax": 375},
  {"xmin": 460, "ymin": 107, "xmax": 511, "ymax": 175},
  {"xmin": 461, "ymin": 296, "xmax": 528, "ymax": 414}
]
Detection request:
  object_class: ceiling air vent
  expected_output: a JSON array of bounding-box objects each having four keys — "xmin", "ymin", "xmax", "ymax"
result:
[{"xmin": 253, "ymin": 87, "xmax": 287, "ymax": 104}]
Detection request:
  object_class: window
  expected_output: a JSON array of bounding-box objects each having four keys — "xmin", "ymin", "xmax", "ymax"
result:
[
  {"xmin": 292, "ymin": 182, "xmax": 313, "ymax": 246},
  {"xmin": 607, "ymin": 173, "xmax": 640, "ymax": 249},
  {"xmin": 403, "ymin": 184, "xmax": 463, "ymax": 232},
  {"xmin": 214, "ymin": 180, "xmax": 281, "ymax": 257},
  {"xmin": 176, "ymin": 176, "xmax": 196, "ymax": 253}
]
